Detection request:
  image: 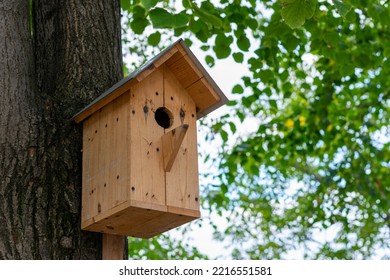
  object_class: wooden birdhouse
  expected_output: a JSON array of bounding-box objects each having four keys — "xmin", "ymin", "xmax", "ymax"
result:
[{"xmin": 73, "ymin": 39, "xmax": 227, "ymax": 238}]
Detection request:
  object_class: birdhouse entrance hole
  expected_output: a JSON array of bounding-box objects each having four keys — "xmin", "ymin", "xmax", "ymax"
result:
[{"xmin": 155, "ymin": 107, "xmax": 173, "ymax": 129}]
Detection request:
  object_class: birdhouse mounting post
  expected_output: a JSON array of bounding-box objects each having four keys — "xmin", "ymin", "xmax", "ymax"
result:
[{"xmin": 102, "ymin": 233, "xmax": 125, "ymax": 260}]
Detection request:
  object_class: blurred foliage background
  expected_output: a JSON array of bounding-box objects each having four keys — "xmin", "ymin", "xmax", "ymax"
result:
[{"xmin": 121, "ymin": 0, "xmax": 390, "ymax": 259}]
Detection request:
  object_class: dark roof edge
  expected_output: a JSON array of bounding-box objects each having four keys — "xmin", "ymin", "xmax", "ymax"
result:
[
  {"xmin": 73, "ymin": 39, "xmax": 228, "ymax": 122},
  {"xmin": 73, "ymin": 39, "xmax": 182, "ymax": 122}
]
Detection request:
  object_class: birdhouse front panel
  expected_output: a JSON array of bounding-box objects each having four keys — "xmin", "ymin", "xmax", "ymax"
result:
[
  {"xmin": 129, "ymin": 67, "xmax": 166, "ymax": 207},
  {"xmin": 81, "ymin": 65, "xmax": 200, "ymax": 238},
  {"xmin": 163, "ymin": 65, "xmax": 199, "ymax": 212},
  {"xmin": 76, "ymin": 39, "xmax": 228, "ymax": 239}
]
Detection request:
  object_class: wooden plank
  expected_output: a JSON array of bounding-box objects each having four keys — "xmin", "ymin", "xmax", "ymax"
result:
[
  {"xmin": 82, "ymin": 119, "xmax": 93, "ymax": 222},
  {"xmin": 96, "ymin": 92, "xmax": 130, "ymax": 217},
  {"xmin": 81, "ymin": 92, "xmax": 130, "ymax": 227},
  {"xmin": 82, "ymin": 200, "xmax": 165, "ymax": 236},
  {"xmin": 82, "ymin": 112, "xmax": 101, "ymax": 221},
  {"xmin": 81, "ymin": 200, "xmax": 132, "ymax": 230},
  {"xmin": 165, "ymin": 50, "xmax": 185, "ymax": 67},
  {"xmin": 98, "ymin": 105, "xmax": 109, "ymax": 216},
  {"xmin": 185, "ymin": 77, "xmax": 220, "ymax": 111},
  {"xmin": 162, "ymin": 124, "xmax": 189, "ymax": 172},
  {"xmin": 175, "ymin": 43, "xmax": 187, "ymax": 56},
  {"xmin": 175, "ymin": 41, "xmax": 229, "ymax": 119},
  {"xmin": 153, "ymin": 46, "xmax": 179, "ymax": 68},
  {"xmin": 167, "ymin": 54, "xmax": 202, "ymax": 89},
  {"xmin": 136, "ymin": 47, "xmax": 179, "ymax": 82},
  {"xmin": 129, "ymin": 67, "xmax": 165, "ymax": 206},
  {"xmin": 84, "ymin": 204, "xmax": 197, "ymax": 238},
  {"xmin": 102, "ymin": 234, "xmax": 125, "ymax": 260},
  {"xmin": 136, "ymin": 64, "xmax": 156, "ymax": 82},
  {"xmin": 81, "ymin": 199, "xmax": 166, "ymax": 231},
  {"xmin": 74, "ymin": 82, "xmax": 134, "ymax": 123},
  {"xmin": 75, "ymin": 39, "xmax": 228, "ymax": 124},
  {"xmin": 184, "ymin": 103, "xmax": 201, "ymax": 211},
  {"xmin": 167, "ymin": 206, "xmax": 200, "ymax": 218},
  {"xmin": 163, "ymin": 66, "xmax": 200, "ymax": 212},
  {"xmin": 82, "ymin": 197, "xmax": 199, "ymax": 238},
  {"xmin": 130, "ymin": 212, "xmax": 196, "ymax": 238},
  {"xmin": 111, "ymin": 92, "xmax": 130, "ymax": 207}
]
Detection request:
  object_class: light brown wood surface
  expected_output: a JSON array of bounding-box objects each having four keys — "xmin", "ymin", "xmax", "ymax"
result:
[
  {"xmin": 164, "ymin": 65, "xmax": 200, "ymax": 212},
  {"xmin": 162, "ymin": 124, "xmax": 189, "ymax": 172},
  {"xmin": 80, "ymin": 58, "xmax": 203, "ymax": 239}
]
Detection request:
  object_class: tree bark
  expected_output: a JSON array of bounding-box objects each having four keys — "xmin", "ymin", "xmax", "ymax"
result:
[
  {"xmin": 0, "ymin": 0, "xmax": 40, "ymax": 260},
  {"xmin": 0, "ymin": 0, "xmax": 126, "ymax": 259}
]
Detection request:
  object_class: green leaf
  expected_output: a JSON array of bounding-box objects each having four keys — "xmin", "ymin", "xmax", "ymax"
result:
[
  {"xmin": 147, "ymin": 32, "xmax": 161, "ymax": 46},
  {"xmin": 333, "ymin": 0, "xmax": 351, "ymax": 17},
  {"xmin": 258, "ymin": 69, "xmax": 273, "ymax": 83},
  {"xmin": 339, "ymin": 64, "xmax": 354, "ymax": 76},
  {"xmin": 130, "ymin": 18, "xmax": 149, "ymax": 34},
  {"xmin": 283, "ymin": 35, "xmax": 300, "ymax": 51},
  {"xmin": 247, "ymin": 17, "xmax": 259, "ymax": 30},
  {"xmin": 269, "ymin": 99, "xmax": 278, "ymax": 110},
  {"xmin": 227, "ymin": 100, "xmax": 238, "ymax": 106},
  {"xmin": 248, "ymin": 57, "xmax": 262, "ymax": 69},
  {"xmin": 184, "ymin": 38, "xmax": 193, "ymax": 47},
  {"xmin": 205, "ymin": 55, "xmax": 215, "ymax": 67},
  {"xmin": 233, "ymin": 52, "xmax": 244, "ymax": 63},
  {"xmin": 237, "ymin": 35, "xmax": 251, "ymax": 51},
  {"xmin": 133, "ymin": 5, "xmax": 147, "ymax": 18},
  {"xmin": 191, "ymin": 2, "xmax": 224, "ymax": 27},
  {"xmin": 281, "ymin": 0, "xmax": 317, "ymax": 29},
  {"xmin": 310, "ymin": 38, "xmax": 323, "ymax": 52},
  {"xmin": 325, "ymin": 31, "xmax": 341, "ymax": 46},
  {"xmin": 200, "ymin": 45, "xmax": 210, "ymax": 51},
  {"xmin": 213, "ymin": 34, "xmax": 233, "ymax": 59},
  {"xmin": 215, "ymin": 33, "xmax": 233, "ymax": 46},
  {"xmin": 120, "ymin": 0, "xmax": 131, "ymax": 11},
  {"xmin": 229, "ymin": 122, "xmax": 237, "ymax": 134},
  {"xmin": 220, "ymin": 130, "xmax": 228, "ymax": 142},
  {"xmin": 141, "ymin": 0, "xmax": 159, "ymax": 11},
  {"xmin": 232, "ymin": 84, "xmax": 244, "ymax": 94},
  {"xmin": 149, "ymin": 8, "xmax": 188, "ymax": 28}
]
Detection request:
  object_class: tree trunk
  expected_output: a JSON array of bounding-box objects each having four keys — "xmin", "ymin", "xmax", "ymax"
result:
[
  {"xmin": 0, "ymin": 0, "xmax": 39, "ymax": 259},
  {"xmin": 0, "ymin": 0, "xmax": 126, "ymax": 259}
]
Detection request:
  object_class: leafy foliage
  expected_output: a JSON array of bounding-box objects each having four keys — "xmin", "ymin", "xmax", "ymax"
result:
[
  {"xmin": 121, "ymin": 0, "xmax": 390, "ymax": 259},
  {"xmin": 128, "ymin": 233, "xmax": 209, "ymax": 260},
  {"xmin": 281, "ymin": 0, "xmax": 317, "ymax": 29}
]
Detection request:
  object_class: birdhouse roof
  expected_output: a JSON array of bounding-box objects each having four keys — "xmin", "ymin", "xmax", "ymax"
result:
[{"xmin": 73, "ymin": 39, "xmax": 228, "ymax": 123}]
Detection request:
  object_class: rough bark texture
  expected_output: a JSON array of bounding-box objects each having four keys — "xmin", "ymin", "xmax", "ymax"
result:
[
  {"xmin": 0, "ymin": 0, "xmax": 125, "ymax": 259},
  {"xmin": 0, "ymin": 0, "xmax": 40, "ymax": 260}
]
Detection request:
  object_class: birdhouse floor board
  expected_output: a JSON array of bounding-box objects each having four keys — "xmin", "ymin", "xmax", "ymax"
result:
[{"xmin": 81, "ymin": 201, "xmax": 200, "ymax": 238}]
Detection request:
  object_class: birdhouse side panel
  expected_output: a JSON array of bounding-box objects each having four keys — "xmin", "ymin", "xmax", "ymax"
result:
[
  {"xmin": 81, "ymin": 92, "xmax": 130, "ymax": 224},
  {"xmin": 164, "ymin": 66, "xmax": 200, "ymax": 212},
  {"xmin": 129, "ymin": 67, "xmax": 166, "ymax": 206},
  {"xmin": 82, "ymin": 114, "xmax": 99, "ymax": 222}
]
